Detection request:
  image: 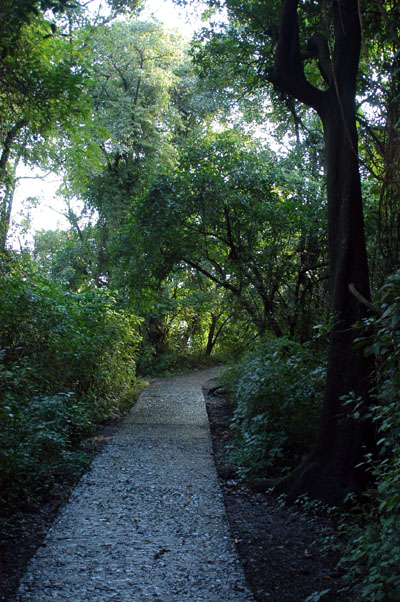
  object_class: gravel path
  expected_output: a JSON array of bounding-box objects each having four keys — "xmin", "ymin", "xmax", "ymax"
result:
[{"xmin": 16, "ymin": 368, "xmax": 254, "ymax": 602}]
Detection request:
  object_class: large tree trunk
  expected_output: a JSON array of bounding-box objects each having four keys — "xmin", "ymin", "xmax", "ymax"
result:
[
  {"xmin": 278, "ymin": 100, "xmax": 375, "ymax": 505},
  {"xmin": 270, "ymin": 0, "xmax": 376, "ymax": 504}
]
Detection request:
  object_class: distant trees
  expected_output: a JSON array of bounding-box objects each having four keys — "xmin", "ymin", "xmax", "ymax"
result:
[
  {"xmin": 56, "ymin": 20, "xmax": 188, "ymax": 281},
  {"xmin": 136, "ymin": 128, "xmax": 327, "ymax": 341},
  {"xmin": 19, "ymin": 11, "xmax": 330, "ymax": 365}
]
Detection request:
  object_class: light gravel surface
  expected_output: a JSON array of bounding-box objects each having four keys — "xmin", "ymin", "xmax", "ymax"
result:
[{"xmin": 16, "ymin": 368, "xmax": 255, "ymax": 602}]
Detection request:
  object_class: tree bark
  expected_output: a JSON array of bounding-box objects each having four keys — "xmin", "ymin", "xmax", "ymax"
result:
[
  {"xmin": 205, "ymin": 313, "xmax": 218, "ymax": 356},
  {"xmin": 279, "ymin": 101, "xmax": 375, "ymax": 505},
  {"xmin": 205, "ymin": 312, "xmax": 231, "ymax": 355},
  {"xmin": 269, "ymin": 0, "xmax": 376, "ymax": 504},
  {"xmin": 0, "ymin": 119, "xmax": 26, "ymax": 250}
]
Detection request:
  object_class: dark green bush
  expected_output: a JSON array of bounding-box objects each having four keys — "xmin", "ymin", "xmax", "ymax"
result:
[
  {"xmin": 0, "ymin": 393, "xmax": 90, "ymax": 508},
  {"xmin": 339, "ymin": 270, "xmax": 400, "ymax": 601},
  {"xmin": 0, "ymin": 253, "xmax": 141, "ymax": 510},
  {"xmin": 221, "ymin": 336, "xmax": 325, "ymax": 479}
]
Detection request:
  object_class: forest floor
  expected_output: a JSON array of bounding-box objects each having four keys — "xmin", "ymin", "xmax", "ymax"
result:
[
  {"xmin": 0, "ymin": 372, "xmax": 349, "ymax": 602},
  {"xmin": 203, "ymin": 379, "xmax": 349, "ymax": 602}
]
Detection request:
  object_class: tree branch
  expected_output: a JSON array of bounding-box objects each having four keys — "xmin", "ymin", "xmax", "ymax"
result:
[
  {"xmin": 269, "ymin": 0, "xmax": 323, "ymax": 111},
  {"xmin": 306, "ymin": 35, "xmax": 332, "ymax": 85},
  {"xmin": 0, "ymin": 119, "xmax": 27, "ymax": 174},
  {"xmin": 348, "ymin": 282, "xmax": 382, "ymax": 316}
]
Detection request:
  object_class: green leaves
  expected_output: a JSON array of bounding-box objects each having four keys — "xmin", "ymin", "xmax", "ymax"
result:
[
  {"xmin": 134, "ymin": 126, "xmax": 326, "ymax": 339},
  {"xmin": 221, "ymin": 335, "xmax": 325, "ymax": 479},
  {"xmin": 338, "ymin": 268, "xmax": 400, "ymax": 600},
  {"xmin": 0, "ymin": 253, "xmax": 141, "ymax": 510}
]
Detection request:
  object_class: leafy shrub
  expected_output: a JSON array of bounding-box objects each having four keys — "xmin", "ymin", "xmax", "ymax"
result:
[
  {"xmin": 339, "ymin": 270, "xmax": 400, "ymax": 600},
  {"xmin": 0, "ymin": 253, "xmax": 141, "ymax": 510},
  {"xmin": 0, "ymin": 254, "xmax": 141, "ymax": 410},
  {"xmin": 221, "ymin": 336, "xmax": 325, "ymax": 478},
  {"xmin": 0, "ymin": 393, "xmax": 90, "ymax": 508}
]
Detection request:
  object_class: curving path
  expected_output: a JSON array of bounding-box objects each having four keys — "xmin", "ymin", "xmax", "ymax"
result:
[{"xmin": 16, "ymin": 368, "xmax": 254, "ymax": 602}]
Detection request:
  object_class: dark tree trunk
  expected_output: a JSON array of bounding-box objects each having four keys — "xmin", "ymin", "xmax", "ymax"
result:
[
  {"xmin": 279, "ymin": 102, "xmax": 375, "ymax": 505},
  {"xmin": 205, "ymin": 313, "xmax": 218, "ymax": 356},
  {"xmin": 0, "ymin": 119, "xmax": 26, "ymax": 250},
  {"xmin": 0, "ymin": 181, "xmax": 15, "ymax": 251},
  {"xmin": 269, "ymin": 0, "xmax": 376, "ymax": 504},
  {"xmin": 205, "ymin": 312, "xmax": 231, "ymax": 355},
  {"xmin": 147, "ymin": 316, "xmax": 168, "ymax": 357}
]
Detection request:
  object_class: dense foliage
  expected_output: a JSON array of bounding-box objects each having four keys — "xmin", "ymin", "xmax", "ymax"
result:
[
  {"xmin": 221, "ymin": 336, "xmax": 326, "ymax": 479},
  {"xmin": 136, "ymin": 129, "xmax": 327, "ymax": 341},
  {"xmin": 0, "ymin": 253, "xmax": 141, "ymax": 510},
  {"xmin": 339, "ymin": 270, "xmax": 400, "ymax": 600}
]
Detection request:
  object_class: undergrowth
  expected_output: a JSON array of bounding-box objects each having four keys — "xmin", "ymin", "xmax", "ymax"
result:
[
  {"xmin": 0, "ymin": 253, "xmax": 142, "ymax": 513},
  {"xmin": 338, "ymin": 269, "xmax": 400, "ymax": 601},
  {"xmin": 220, "ymin": 335, "xmax": 326, "ymax": 479}
]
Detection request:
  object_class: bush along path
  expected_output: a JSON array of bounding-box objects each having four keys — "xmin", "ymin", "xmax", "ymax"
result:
[
  {"xmin": 15, "ymin": 368, "xmax": 254, "ymax": 602},
  {"xmin": 203, "ymin": 381, "xmax": 348, "ymax": 602}
]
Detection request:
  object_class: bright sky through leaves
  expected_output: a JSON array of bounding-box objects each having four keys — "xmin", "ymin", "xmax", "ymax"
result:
[{"xmin": 11, "ymin": 0, "xmax": 207, "ymax": 247}]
